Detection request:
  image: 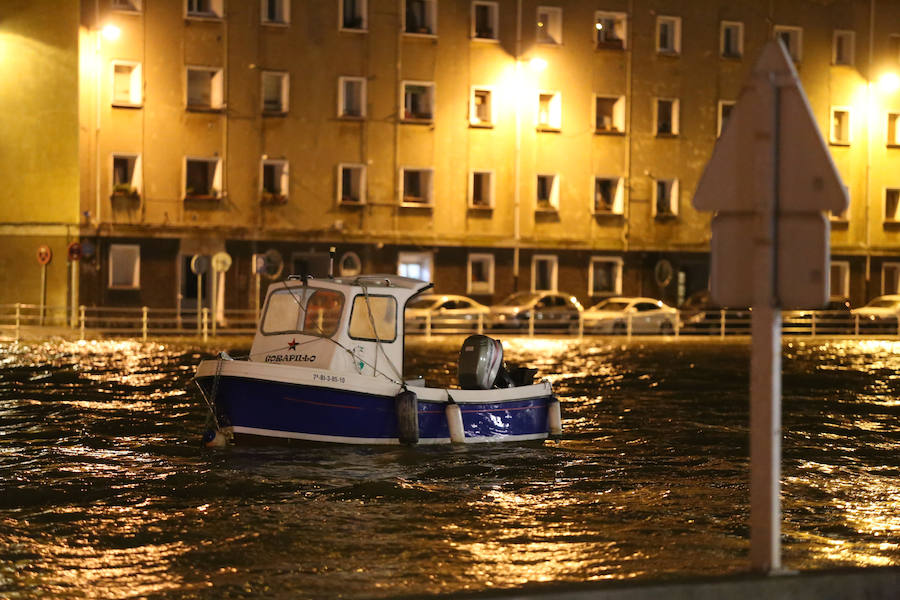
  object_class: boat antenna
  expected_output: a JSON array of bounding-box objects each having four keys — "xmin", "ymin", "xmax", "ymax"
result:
[{"xmin": 328, "ymin": 246, "xmax": 335, "ymax": 279}]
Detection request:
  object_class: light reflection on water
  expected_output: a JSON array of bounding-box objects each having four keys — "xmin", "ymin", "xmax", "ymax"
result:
[{"xmin": 0, "ymin": 336, "xmax": 898, "ymax": 598}]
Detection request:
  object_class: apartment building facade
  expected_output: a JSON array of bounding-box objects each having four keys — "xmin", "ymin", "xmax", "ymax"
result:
[{"xmin": 1, "ymin": 0, "xmax": 899, "ymax": 318}]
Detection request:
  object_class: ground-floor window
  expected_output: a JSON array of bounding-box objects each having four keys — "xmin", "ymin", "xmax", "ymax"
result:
[
  {"xmin": 830, "ymin": 261, "xmax": 850, "ymax": 299},
  {"xmin": 398, "ymin": 251, "xmax": 433, "ymax": 282},
  {"xmin": 109, "ymin": 244, "xmax": 140, "ymax": 289},
  {"xmin": 467, "ymin": 253, "xmax": 495, "ymax": 295},
  {"xmin": 881, "ymin": 262, "xmax": 900, "ymax": 295},
  {"xmin": 589, "ymin": 257, "xmax": 622, "ymax": 296},
  {"xmin": 531, "ymin": 255, "xmax": 557, "ymax": 292}
]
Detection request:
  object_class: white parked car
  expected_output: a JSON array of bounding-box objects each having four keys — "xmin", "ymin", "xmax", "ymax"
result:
[
  {"xmin": 850, "ymin": 294, "xmax": 900, "ymax": 331},
  {"xmin": 582, "ymin": 297, "xmax": 679, "ymax": 334},
  {"xmin": 405, "ymin": 294, "xmax": 490, "ymax": 330}
]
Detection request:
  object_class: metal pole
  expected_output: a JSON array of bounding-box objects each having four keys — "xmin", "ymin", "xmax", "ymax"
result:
[
  {"xmin": 202, "ymin": 307, "xmax": 209, "ymax": 342},
  {"xmin": 142, "ymin": 306, "xmax": 148, "ymax": 341},
  {"xmin": 70, "ymin": 259, "xmax": 78, "ymax": 328},
  {"xmin": 39, "ymin": 264, "xmax": 47, "ymax": 326},
  {"xmin": 720, "ymin": 308, "xmax": 726, "ymax": 338},
  {"xmin": 15, "ymin": 303, "xmax": 20, "ymax": 342},
  {"xmin": 79, "ymin": 305, "xmax": 85, "ymax": 340},
  {"xmin": 197, "ymin": 273, "xmax": 203, "ymax": 333},
  {"xmin": 212, "ymin": 272, "xmax": 218, "ymax": 337},
  {"xmin": 749, "ymin": 76, "xmax": 783, "ymax": 574},
  {"xmin": 255, "ymin": 272, "xmax": 261, "ymax": 319}
]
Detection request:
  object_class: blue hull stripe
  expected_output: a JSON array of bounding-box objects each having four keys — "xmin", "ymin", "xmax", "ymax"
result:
[{"xmin": 198, "ymin": 375, "xmax": 551, "ymax": 442}]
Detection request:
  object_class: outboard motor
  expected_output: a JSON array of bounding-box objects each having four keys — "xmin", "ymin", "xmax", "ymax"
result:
[{"xmin": 458, "ymin": 335, "xmax": 507, "ymax": 390}]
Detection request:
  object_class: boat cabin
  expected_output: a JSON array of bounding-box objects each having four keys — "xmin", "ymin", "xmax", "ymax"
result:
[{"xmin": 249, "ymin": 275, "xmax": 432, "ymax": 380}]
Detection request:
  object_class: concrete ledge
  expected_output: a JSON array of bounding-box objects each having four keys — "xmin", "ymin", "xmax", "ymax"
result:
[{"xmin": 416, "ymin": 568, "xmax": 900, "ymax": 600}]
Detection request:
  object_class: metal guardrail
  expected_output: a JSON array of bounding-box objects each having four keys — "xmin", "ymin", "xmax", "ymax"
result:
[
  {"xmin": 0, "ymin": 303, "xmax": 256, "ymax": 341},
  {"xmin": 0, "ymin": 304, "xmax": 894, "ymax": 341}
]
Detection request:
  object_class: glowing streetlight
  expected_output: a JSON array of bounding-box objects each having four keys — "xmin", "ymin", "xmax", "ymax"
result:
[
  {"xmin": 877, "ymin": 72, "xmax": 900, "ymax": 95},
  {"xmin": 528, "ymin": 57, "xmax": 547, "ymax": 72},
  {"xmin": 101, "ymin": 24, "xmax": 121, "ymax": 41}
]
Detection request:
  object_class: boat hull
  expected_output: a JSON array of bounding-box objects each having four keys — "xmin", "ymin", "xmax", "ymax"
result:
[{"xmin": 196, "ymin": 360, "xmax": 555, "ymax": 445}]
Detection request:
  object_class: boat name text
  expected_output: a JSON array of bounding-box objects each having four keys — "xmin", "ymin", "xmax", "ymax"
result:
[{"xmin": 265, "ymin": 354, "xmax": 317, "ymax": 363}]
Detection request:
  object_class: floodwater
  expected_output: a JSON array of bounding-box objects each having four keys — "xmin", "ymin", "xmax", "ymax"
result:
[{"xmin": 1, "ymin": 336, "xmax": 898, "ymax": 599}]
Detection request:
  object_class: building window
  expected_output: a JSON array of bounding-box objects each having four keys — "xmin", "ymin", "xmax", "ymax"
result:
[
  {"xmin": 886, "ymin": 188, "xmax": 900, "ymax": 222},
  {"xmin": 261, "ymin": 159, "xmax": 289, "ymax": 204},
  {"xmin": 774, "ymin": 26, "xmax": 802, "ymax": 61},
  {"xmin": 830, "ymin": 261, "xmax": 850, "ymax": 299},
  {"xmin": 595, "ymin": 11, "xmax": 626, "ymax": 50},
  {"xmin": 339, "ymin": 76, "xmax": 366, "ymax": 118},
  {"xmin": 654, "ymin": 98, "xmax": 679, "ymax": 136},
  {"xmin": 887, "ymin": 113, "xmax": 899, "ymax": 147},
  {"xmin": 833, "ymin": 30, "xmax": 854, "ymax": 65},
  {"xmin": 112, "ymin": 0, "xmax": 142, "ymax": 11},
  {"xmin": 338, "ymin": 163, "xmax": 366, "ymax": 205},
  {"xmin": 405, "ymin": 0, "xmax": 436, "ymax": 35},
  {"xmin": 537, "ymin": 91, "xmax": 561, "ymax": 131},
  {"xmin": 593, "ymin": 176, "xmax": 624, "ymax": 215},
  {"xmin": 718, "ymin": 100, "xmax": 735, "ymax": 136},
  {"xmin": 401, "ymin": 168, "xmax": 434, "ymax": 206},
  {"xmin": 261, "ymin": 0, "xmax": 290, "ymax": 24},
  {"xmin": 111, "ymin": 61, "xmax": 142, "ymax": 107},
  {"xmin": 341, "ymin": 0, "xmax": 367, "ymax": 30},
  {"xmin": 653, "ymin": 178, "xmax": 679, "ymax": 218},
  {"xmin": 469, "ymin": 171, "xmax": 494, "ymax": 209},
  {"xmin": 536, "ymin": 6, "xmax": 562, "ymax": 45},
  {"xmin": 536, "ymin": 173, "xmax": 559, "ymax": 211},
  {"xmin": 531, "ymin": 255, "xmax": 557, "ymax": 292},
  {"xmin": 402, "ymin": 81, "xmax": 435, "ymax": 121},
  {"xmin": 262, "ymin": 71, "xmax": 289, "ymax": 114},
  {"xmin": 830, "ymin": 107, "xmax": 851, "ymax": 145},
  {"xmin": 339, "ymin": 252, "xmax": 362, "ymax": 276},
  {"xmin": 111, "ymin": 154, "xmax": 141, "ymax": 199},
  {"xmin": 472, "ymin": 1, "xmax": 498, "ymax": 40},
  {"xmin": 595, "ymin": 95, "xmax": 625, "ymax": 133},
  {"xmin": 467, "ymin": 253, "xmax": 495, "ymax": 295},
  {"xmin": 187, "ymin": 0, "xmax": 222, "ymax": 19},
  {"xmin": 185, "ymin": 157, "xmax": 222, "ymax": 200},
  {"xmin": 882, "ymin": 263, "xmax": 900, "ymax": 295},
  {"xmin": 720, "ymin": 21, "xmax": 743, "ymax": 58},
  {"xmin": 186, "ymin": 67, "xmax": 224, "ymax": 111},
  {"xmin": 109, "ymin": 244, "xmax": 140, "ymax": 290},
  {"xmin": 656, "ymin": 15, "xmax": 681, "ymax": 54},
  {"xmin": 398, "ymin": 251, "xmax": 433, "ymax": 282},
  {"xmin": 589, "ymin": 257, "xmax": 623, "ymax": 296},
  {"xmin": 470, "ymin": 87, "xmax": 493, "ymax": 127}
]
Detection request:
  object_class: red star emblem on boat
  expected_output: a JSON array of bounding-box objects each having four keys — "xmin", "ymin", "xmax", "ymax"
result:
[{"xmin": 287, "ymin": 338, "xmax": 298, "ymax": 350}]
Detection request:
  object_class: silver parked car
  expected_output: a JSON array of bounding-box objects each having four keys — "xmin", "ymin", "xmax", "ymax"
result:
[
  {"xmin": 581, "ymin": 296, "xmax": 679, "ymax": 334},
  {"xmin": 405, "ymin": 294, "xmax": 490, "ymax": 330},
  {"xmin": 488, "ymin": 291, "xmax": 583, "ymax": 331},
  {"xmin": 850, "ymin": 294, "xmax": 900, "ymax": 332}
]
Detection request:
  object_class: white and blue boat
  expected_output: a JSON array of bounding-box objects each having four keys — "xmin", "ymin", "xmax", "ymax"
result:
[{"xmin": 195, "ymin": 274, "xmax": 562, "ymax": 445}]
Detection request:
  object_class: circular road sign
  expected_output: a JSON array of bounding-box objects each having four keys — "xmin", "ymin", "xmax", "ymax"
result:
[
  {"xmin": 37, "ymin": 245, "xmax": 52, "ymax": 266},
  {"xmin": 67, "ymin": 242, "xmax": 83, "ymax": 261},
  {"xmin": 190, "ymin": 254, "xmax": 210, "ymax": 275},
  {"xmin": 211, "ymin": 251, "xmax": 233, "ymax": 273}
]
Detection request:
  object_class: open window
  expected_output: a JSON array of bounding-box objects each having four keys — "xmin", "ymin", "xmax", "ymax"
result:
[
  {"xmin": 112, "ymin": 61, "xmax": 142, "ymax": 107},
  {"xmin": 339, "ymin": 76, "xmax": 366, "ymax": 118},
  {"xmin": 186, "ymin": 66, "xmax": 224, "ymax": 111},
  {"xmin": 653, "ymin": 178, "xmax": 679, "ymax": 218},
  {"xmin": 405, "ymin": 0, "xmax": 437, "ymax": 35},
  {"xmin": 261, "ymin": 0, "xmax": 290, "ymax": 24},
  {"xmin": 467, "ymin": 253, "xmax": 495, "ymax": 295},
  {"xmin": 654, "ymin": 98, "xmax": 679, "ymax": 136},
  {"xmin": 537, "ymin": 91, "xmax": 561, "ymax": 131},
  {"xmin": 185, "ymin": 157, "xmax": 222, "ymax": 200},
  {"xmin": 469, "ymin": 170, "xmax": 494, "ymax": 209},
  {"xmin": 401, "ymin": 168, "xmax": 434, "ymax": 206},
  {"xmin": 402, "ymin": 81, "xmax": 435, "ymax": 121},
  {"xmin": 261, "ymin": 159, "xmax": 289, "ymax": 204},
  {"xmin": 830, "ymin": 107, "xmax": 851, "ymax": 145},
  {"xmin": 887, "ymin": 112, "xmax": 899, "ymax": 147},
  {"xmin": 338, "ymin": 163, "xmax": 366, "ymax": 205},
  {"xmin": 589, "ymin": 257, "xmax": 623, "ymax": 296},
  {"xmin": 262, "ymin": 71, "xmax": 289, "ymax": 114},
  {"xmin": 470, "ymin": 87, "xmax": 493, "ymax": 126},
  {"xmin": 595, "ymin": 11, "xmax": 626, "ymax": 50},
  {"xmin": 718, "ymin": 100, "xmax": 735, "ymax": 137},
  {"xmin": 536, "ymin": 173, "xmax": 559, "ymax": 211},
  {"xmin": 111, "ymin": 154, "xmax": 142, "ymax": 200},
  {"xmin": 595, "ymin": 95, "xmax": 625, "ymax": 133},
  {"xmin": 593, "ymin": 176, "xmax": 624, "ymax": 215},
  {"xmin": 886, "ymin": 188, "xmax": 900, "ymax": 223},
  {"xmin": 536, "ymin": 6, "xmax": 562, "ymax": 45}
]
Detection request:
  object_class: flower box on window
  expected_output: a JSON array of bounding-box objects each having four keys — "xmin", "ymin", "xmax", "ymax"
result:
[{"xmin": 261, "ymin": 191, "xmax": 288, "ymax": 205}]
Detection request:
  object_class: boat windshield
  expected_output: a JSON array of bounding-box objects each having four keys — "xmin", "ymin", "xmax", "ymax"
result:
[
  {"xmin": 499, "ymin": 292, "xmax": 539, "ymax": 306},
  {"xmin": 261, "ymin": 287, "xmax": 345, "ymax": 337}
]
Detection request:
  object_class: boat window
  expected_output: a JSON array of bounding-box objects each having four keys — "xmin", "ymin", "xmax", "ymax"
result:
[
  {"xmin": 349, "ymin": 294, "xmax": 397, "ymax": 342},
  {"xmin": 304, "ymin": 289, "xmax": 344, "ymax": 337},
  {"xmin": 261, "ymin": 288, "xmax": 305, "ymax": 334}
]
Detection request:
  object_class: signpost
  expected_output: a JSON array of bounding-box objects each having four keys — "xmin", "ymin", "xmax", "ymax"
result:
[
  {"xmin": 693, "ymin": 40, "xmax": 848, "ymax": 573},
  {"xmin": 211, "ymin": 251, "xmax": 232, "ymax": 336},
  {"xmin": 36, "ymin": 245, "xmax": 52, "ymax": 326},
  {"xmin": 190, "ymin": 254, "xmax": 210, "ymax": 334},
  {"xmin": 67, "ymin": 242, "xmax": 82, "ymax": 327}
]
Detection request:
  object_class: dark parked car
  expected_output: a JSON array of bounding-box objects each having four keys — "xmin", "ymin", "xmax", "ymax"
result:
[
  {"xmin": 679, "ymin": 290, "xmax": 751, "ymax": 334},
  {"xmin": 487, "ymin": 291, "xmax": 583, "ymax": 331}
]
